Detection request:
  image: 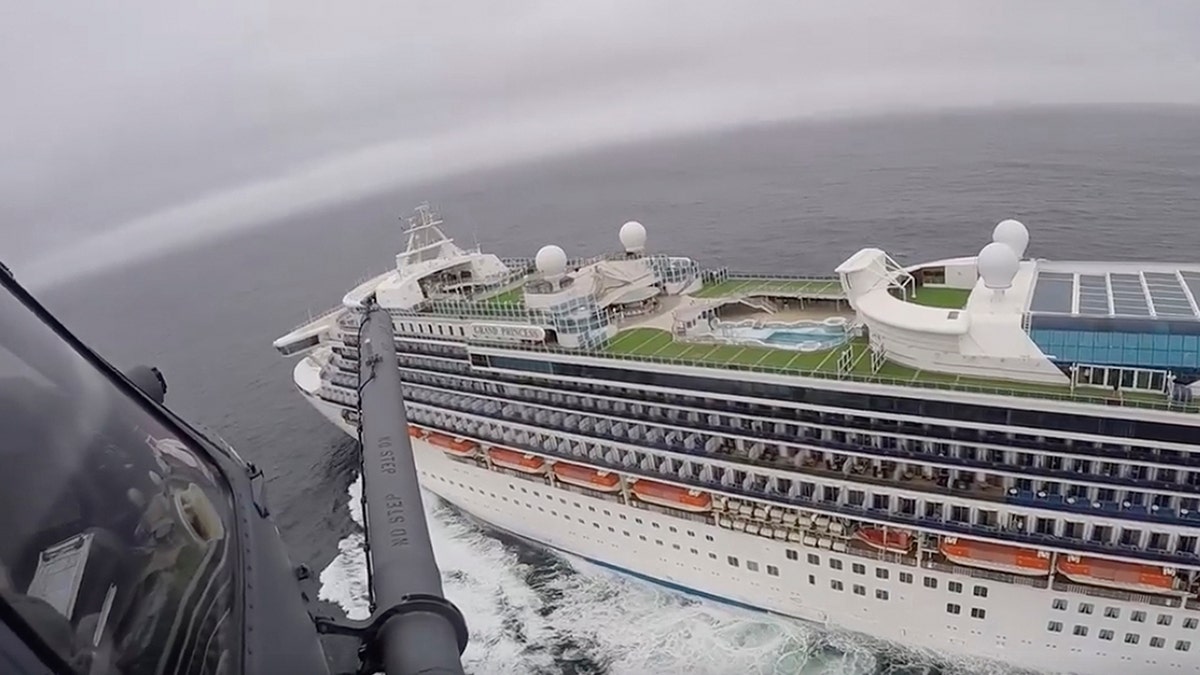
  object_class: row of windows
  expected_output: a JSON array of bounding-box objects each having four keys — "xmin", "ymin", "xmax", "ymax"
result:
[
  {"xmin": 1051, "ymin": 599, "xmax": 1200, "ymax": 629},
  {"xmin": 945, "ymin": 603, "xmax": 987, "ymax": 619},
  {"xmin": 473, "ymin": 352, "xmax": 1200, "ymax": 447},
  {"xmin": 1046, "ymin": 622, "xmax": 1193, "ymax": 650}
]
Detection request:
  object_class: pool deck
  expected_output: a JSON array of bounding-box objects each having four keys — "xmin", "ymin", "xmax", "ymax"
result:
[{"xmin": 603, "ymin": 327, "xmax": 1193, "ymax": 412}]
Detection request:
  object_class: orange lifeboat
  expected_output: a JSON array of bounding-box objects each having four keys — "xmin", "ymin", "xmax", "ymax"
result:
[
  {"xmin": 488, "ymin": 448, "xmax": 547, "ymax": 474},
  {"xmin": 427, "ymin": 432, "xmax": 478, "ymax": 458},
  {"xmin": 553, "ymin": 462, "xmax": 621, "ymax": 493},
  {"xmin": 939, "ymin": 537, "xmax": 1051, "ymax": 577},
  {"xmin": 854, "ymin": 527, "xmax": 912, "ymax": 554},
  {"xmin": 408, "ymin": 425, "xmax": 426, "ymax": 439},
  {"xmin": 1056, "ymin": 555, "xmax": 1180, "ymax": 595},
  {"xmin": 629, "ymin": 479, "xmax": 711, "ymax": 513}
]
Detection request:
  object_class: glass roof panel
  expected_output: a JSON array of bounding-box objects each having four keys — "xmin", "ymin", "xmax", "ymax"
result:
[
  {"xmin": 1077, "ymin": 274, "xmax": 1110, "ymax": 316},
  {"xmin": 1109, "ymin": 273, "xmax": 1150, "ymax": 316}
]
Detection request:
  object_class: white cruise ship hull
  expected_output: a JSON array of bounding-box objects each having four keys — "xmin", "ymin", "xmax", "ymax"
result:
[{"xmin": 309, "ymin": 398, "xmax": 1199, "ymax": 675}]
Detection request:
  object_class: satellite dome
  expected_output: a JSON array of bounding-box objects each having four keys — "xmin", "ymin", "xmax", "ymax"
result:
[
  {"xmin": 619, "ymin": 220, "xmax": 647, "ymax": 254},
  {"xmin": 977, "ymin": 242, "xmax": 1019, "ymax": 290},
  {"xmin": 992, "ymin": 219, "xmax": 1029, "ymax": 259},
  {"xmin": 535, "ymin": 244, "xmax": 567, "ymax": 277}
]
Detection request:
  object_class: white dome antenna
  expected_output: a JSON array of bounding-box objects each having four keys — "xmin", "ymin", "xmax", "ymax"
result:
[
  {"xmin": 992, "ymin": 219, "xmax": 1029, "ymax": 259},
  {"xmin": 619, "ymin": 220, "xmax": 647, "ymax": 254},
  {"xmin": 977, "ymin": 242, "xmax": 1019, "ymax": 290},
  {"xmin": 535, "ymin": 244, "xmax": 567, "ymax": 279}
]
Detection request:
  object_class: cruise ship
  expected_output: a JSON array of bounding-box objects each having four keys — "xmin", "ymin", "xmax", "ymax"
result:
[{"xmin": 275, "ymin": 205, "xmax": 1200, "ymax": 674}]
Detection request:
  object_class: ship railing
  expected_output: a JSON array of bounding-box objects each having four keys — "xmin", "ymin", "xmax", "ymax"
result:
[
  {"xmin": 396, "ymin": 350, "xmax": 1200, "ymax": 473},
  {"xmin": 842, "ymin": 544, "xmax": 919, "ymax": 568},
  {"xmin": 920, "ymin": 559, "xmax": 1049, "ymax": 590},
  {"xmin": 723, "ymin": 271, "xmax": 842, "ymax": 282},
  {"xmin": 556, "ymin": 482, "xmax": 622, "ymax": 504},
  {"xmin": 1050, "ymin": 579, "xmax": 1186, "ymax": 609},
  {"xmin": 285, "ymin": 304, "xmax": 344, "ymax": 332},
  {"xmin": 477, "ymin": 340, "xmax": 1199, "ymax": 414},
  {"xmin": 403, "ymin": 395, "xmax": 1200, "ymax": 569},
  {"xmin": 395, "ymin": 365, "xmax": 1200, "ymax": 524}
]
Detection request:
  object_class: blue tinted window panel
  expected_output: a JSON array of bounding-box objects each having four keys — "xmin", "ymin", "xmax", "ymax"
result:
[{"xmin": 1030, "ymin": 274, "xmax": 1075, "ymax": 313}]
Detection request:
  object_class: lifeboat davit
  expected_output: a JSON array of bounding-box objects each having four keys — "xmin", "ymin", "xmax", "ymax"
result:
[
  {"xmin": 553, "ymin": 462, "xmax": 621, "ymax": 493},
  {"xmin": 1056, "ymin": 555, "xmax": 1180, "ymax": 595},
  {"xmin": 629, "ymin": 479, "xmax": 712, "ymax": 513},
  {"xmin": 854, "ymin": 527, "xmax": 912, "ymax": 554},
  {"xmin": 488, "ymin": 448, "xmax": 547, "ymax": 474},
  {"xmin": 427, "ymin": 432, "xmax": 478, "ymax": 458},
  {"xmin": 939, "ymin": 537, "xmax": 1051, "ymax": 577}
]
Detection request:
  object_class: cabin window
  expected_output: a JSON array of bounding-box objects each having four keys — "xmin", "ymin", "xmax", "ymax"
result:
[
  {"xmin": 689, "ymin": 548, "xmax": 697, "ymax": 555},
  {"xmin": 948, "ymin": 581, "xmax": 962, "ymax": 593},
  {"xmin": 747, "ymin": 561, "xmax": 759, "ymax": 572},
  {"xmin": 1177, "ymin": 640, "xmax": 1192, "ymax": 652},
  {"xmin": 654, "ymin": 539, "xmax": 662, "ymax": 546},
  {"xmin": 924, "ymin": 577, "xmax": 938, "ymax": 589},
  {"xmin": 876, "ymin": 589, "xmax": 889, "ymax": 601},
  {"xmin": 1184, "ymin": 618, "xmax": 1198, "ymax": 630},
  {"xmin": 1047, "ymin": 622, "xmax": 1062, "ymax": 633},
  {"xmin": 709, "ymin": 553, "xmax": 717, "ymax": 560},
  {"xmin": 1052, "ymin": 599, "xmax": 1067, "ymax": 610},
  {"xmin": 947, "ymin": 603, "xmax": 961, "ymax": 615},
  {"xmin": 831, "ymin": 580, "xmax": 843, "ymax": 591},
  {"xmin": 1079, "ymin": 603, "xmax": 1093, "ymax": 615},
  {"xmin": 668, "ymin": 526, "xmax": 676, "ymax": 533},
  {"xmin": 900, "ymin": 572, "xmax": 913, "ymax": 584},
  {"xmin": 786, "ymin": 549, "xmax": 799, "ymax": 561},
  {"xmin": 1132, "ymin": 611, "xmax": 1147, "ymax": 623},
  {"xmin": 1099, "ymin": 629, "xmax": 1114, "ymax": 641},
  {"xmin": 807, "ymin": 553, "xmax": 818, "ymax": 565},
  {"xmin": 973, "ymin": 586, "xmax": 987, "ymax": 598},
  {"xmin": 830, "ymin": 559, "xmax": 843, "ymax": 571},
  {"xmin": 728, "ymin": 556, "xmax": 739, "ymax": 567},
  {"xmin": 767, "ymin": 565, "xmax": 779, "ymax": 577},
  {"xmin": 809, "ymin": 575, "xmax": 816, "ymax": 586},
  {"xmin": 1073, "ymin": 625, "xmax": 1088, "ymax": 637},
  {"xmin": 1151, "ymin": 637, "xmax": 1165, "ymax": 649},
  {"xmin": 852, "ymin": 563, "xmax": 865, "ymax": 575},
  {"xmin": 853, "ymin": 585, "xmax": 866, "ymax": 596},
  {"xmin": 1157, "ymin": 614, "xmax": 1172, "ymax": 626},
  {"xmin": 1125, "ymin": 633, "xmax": 1139, "ymax": 645},
  {"xmin": 971, "ymin": 608, "xmax": 986, "ymax": 619},
  {"xmin": 876, "ymin": 568, "xmax": 888, "ymax": 580},
  {"xmin": 1105, "ymin": 607, "xmax": 1120, "ymax": 619}
]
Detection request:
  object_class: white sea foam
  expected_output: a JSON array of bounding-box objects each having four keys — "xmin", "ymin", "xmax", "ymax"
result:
[{"xmin": 318, "ymin": 474, "xmax": 1026, "ymax": 674}]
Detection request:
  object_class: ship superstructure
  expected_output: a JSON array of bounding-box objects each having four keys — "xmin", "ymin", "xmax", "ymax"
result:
[{"xmin": 276, "ymin": 205, "xmax": 1200, "ymax": 674}]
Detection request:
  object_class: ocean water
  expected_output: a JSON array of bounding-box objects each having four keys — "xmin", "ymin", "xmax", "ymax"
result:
[{"xmin": 33, "ymin": 106, "xmax": 1200, "ymax": 674}]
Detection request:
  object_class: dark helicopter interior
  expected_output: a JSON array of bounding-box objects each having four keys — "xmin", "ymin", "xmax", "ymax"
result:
[{"xmin": 1, "ymin": 289, "xmax": 239, "ymax": 675}]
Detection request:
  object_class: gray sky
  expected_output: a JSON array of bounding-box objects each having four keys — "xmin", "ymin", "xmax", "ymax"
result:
[{"xmin": 3, "ymin": 1, "xmax": 1199, "ymax": 285}]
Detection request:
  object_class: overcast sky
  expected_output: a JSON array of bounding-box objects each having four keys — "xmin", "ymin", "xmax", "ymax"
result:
[{"xmin": 3, "ymin": 1, "xmax": 1199, "ymax": 285}]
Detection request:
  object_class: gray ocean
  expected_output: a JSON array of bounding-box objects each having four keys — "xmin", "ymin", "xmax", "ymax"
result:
[{"xmin": 34, "ymin": 106, "xmax": 1200, "ymax": 674}]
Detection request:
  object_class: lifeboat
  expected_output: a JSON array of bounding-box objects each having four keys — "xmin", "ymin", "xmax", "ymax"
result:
[
  {"xmin": 629, "ymin": 479, "xmax": 712, "ymax": 513},
  {"xmin": 553, "ymin": 462, "xmax": 621, "ymax": 493},
  {"xmin": 407, "ymin": 424, "xmax": 426, "ymax": 439},
  {"xmin": 488, "ymin": 448, "xmax": 547, "ymax": 474},
  {"xmin": 854, "ymin": 527, "xmax": 912, "ymax": 554},
  {"xmin": 427, "ymin": 432, "xmax": 477, "ymax": 458},
  {"xmin": 939, "ymin": 537, "xmax": 1051, "ymax": 577},
  {"xmin": 1056, "ymin": 555, "xmax": 1180, "ymax": 595}
]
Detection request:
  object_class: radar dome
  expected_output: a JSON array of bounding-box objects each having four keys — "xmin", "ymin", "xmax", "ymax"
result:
[
  {"xmin": 619, "ymin": 220, "xmax": 647, "ymax": 253},
  {"xmin": 535, "ymin": 244, "xmax": 567, "ymax": 277},
  {"xmin": 977, "ymin": 242, "xmax": 1019, "ymax": 290},
  {"xmin": 992, "ymin": 219, "xmax": 1029, "ymax": 259}
]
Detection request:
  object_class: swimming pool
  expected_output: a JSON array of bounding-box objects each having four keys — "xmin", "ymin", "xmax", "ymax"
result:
[{"xmin": 700, "ymin": 318, "xmax": 850, "ymax": 352}]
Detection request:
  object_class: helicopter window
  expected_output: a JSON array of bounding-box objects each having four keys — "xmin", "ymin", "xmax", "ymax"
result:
[{"xmin": 0, "ymin": 283, "xmax": 240, "ymax": 674}]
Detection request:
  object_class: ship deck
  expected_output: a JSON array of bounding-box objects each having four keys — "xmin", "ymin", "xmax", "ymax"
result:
[
  {"xmin": 605, "ymin": 327, "xmax": 1194, "ymax": 412},
  {"xmin": 693, "ymin": 277, "xmax": 844, "ymax": 299}
]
